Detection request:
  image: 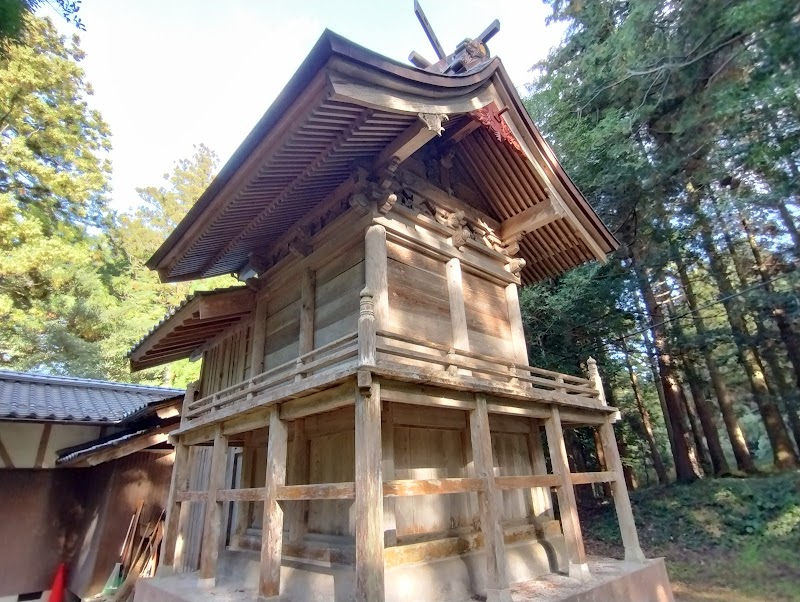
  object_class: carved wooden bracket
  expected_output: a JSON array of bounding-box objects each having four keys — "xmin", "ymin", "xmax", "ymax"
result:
[
  {"xmin": 469, "ymin": 102, "xmax": 522, "ymax": 153},
  {"xmin": 418, "ymin": 112, "xmax": 449, "ymax": 136}
]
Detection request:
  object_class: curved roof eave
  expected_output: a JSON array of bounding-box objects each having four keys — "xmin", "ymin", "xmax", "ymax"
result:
[{"xmin": 146, "ymin": 30, "xmax": 502, "ymax": 277}]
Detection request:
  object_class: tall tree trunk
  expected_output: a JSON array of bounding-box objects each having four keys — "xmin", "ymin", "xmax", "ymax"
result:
[
  {"xmin": 665, "ymin": 295, "xmax": 729, "ymax": 476},
  {"xmin": 741, "ymin": 216, "xmax": 800, "ymax": 379},
  {"xmin": 638, "ymin": 304, "xmax": 675, "ymax": 456},
  {"xmin": 592, "ymin": 429, "xmax": 613, "ymax": 497},
  {"xmin": 675, "ymin": 255, "xmax": 756, "ymax": 472},
  {"xmin": 621, "ymin": 337, "xmax": 669, "ymax": 484},
  {"xmin": 631, "ymin": 244, "xmax": 702, "ymax": 482},
  {"xmin": 776, "ymin": 200, "xmax": 800, "ymax": 257},
  {"xmin": 694, "ymin": 198, "xmax": 798, "ymax": 468}
]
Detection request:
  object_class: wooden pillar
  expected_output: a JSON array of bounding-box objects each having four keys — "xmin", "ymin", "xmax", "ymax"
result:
[
  {"xmin": 233, "ymin": 442, "xmax": 256, "ymax": 542},
  {"xmin": 446, "ymin": 257, "xmax": 470, "ymax": 375},
  {"xmin": 296, "ymin": 269, "xmax": 315, "ymax": 381},
  {"xmin": 287, "ymin": 419, "xmax": 309, "ymax": 543},
  {"xmin": 259, "ymin": 407, "xmax": 288, "ymax": 601},
  {"xmin": 382, "ymin": 402, "xmax": 397, "ymax": 547},
  {"xmin": 587, "ymin": 357, "xmax": 607, "ymax": 405},
  {"xmin": 365, "ymin": 223, "xmax": 388, "ymax": 331},
  {"xmin": 599, "ymin": 417, "xmax": 646, "ymax": 562},
  {"xmin": 470, "ymin": 393, "xmax": 511, "ymax": 602},
  {"xmin": 160, "ymin": 439, "xmax": 189, "ymax": 573},
  {"xmin": 251, "ymin": 294, "xmax": 270, "ymax": 376},
  {"xmin": 355, "ymin": 380, "xmax": 385, "ymax": 602},
  {"xmin": 544, "ymin": 407, "xmax": 589, "ymax": 580},
  {"xmin": 526, "ymin": 419, "xmax": 554, "ymax": 520},
  {"xmin": 505, "ymin": 283, "xmax": 528, "ymax": 365},
  {"xmin": 199, "ymin": 427, "xmax": 228, "ymax": 584},
  {"xmin": 179, "ymin": 381, "xmax": 197, "ymax": 428}
]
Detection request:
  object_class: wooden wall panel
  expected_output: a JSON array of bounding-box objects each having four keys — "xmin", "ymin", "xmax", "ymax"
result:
[
  {"xmin": 386, "ymin": 240, "xmax": 452, "ymax": 348},
  {"xmin": 314, "ymin": 253, "xmax": 364, "ymax": 348},
  {"xmin": 308, "ymin": 430, "xmax": 355, "ymax": 536},
  {"xmin": 393, "ymin": 426, "xmax": 471, "ymax": 537},
  {"xmin": 462, "ymin": 272, "xmax": 513, "ymax": 358},
  {"xmin": 200, "ymin": 325, "xmax": 254, "ymax": 397},
  {"xmin": 492, "ymin": 432, "xmax": 534, "ymax": 522}
]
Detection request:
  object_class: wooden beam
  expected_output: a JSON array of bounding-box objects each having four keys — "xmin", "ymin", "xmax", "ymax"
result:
[
  {"xmin": 277, "ymin": 482, "xmax": 356, "ymax": 500},
  {"xmin": 199, "ymin": 288, "xmax": 255, "ymax": 320},
  {"xmin": 373, "ymin": 118, "xmax": 438, "ymax": 170},
  {"xmin": 175, "ymin": 490, "xmax": 209, "ymax": 502},
  {"xmin": 279, "ymin": 383, "xmax": 354, "ymax": 421},
  {"xmin": 599, "ymin": 417, "xmax": 646, "ymax": 562},
  {"xmin": 161, "ymin": 441, "xmax": 189, "ymax": 571},
  {"xmin": 33, "ymin": 423, "xmax": 51, "ymax": 468},
  {"xmin": 499, "ymin": 199, "xmax": 563, "ymax": 243},
  {"xmin": 355, "ymin": 381, "xmax": 385, "ymax": 602},
  {"xmin": 544, "ymin": 407, "xmax": 589, "ymax": 580},
  {"xmin": 62, "ymin": 425, "xmax": 175, "ymax": 467},
  {"xmin": 259, "ymin": 407, "xmax": 288, "ymax": 600},
  {"xmin": 494, "ymin": 474, "xmax": 561, "ymax": 490},
  {"xmin": 382, "ymin": 477, "xmax": 485, "ymax": 497},
  {"xmin": 569, "ymin": 471, "xmax": 617, "ymax": 486},
  {"xmin": 199, "ymin": 427, "xmax": 228, "ymax": 584},
  {"xmin": 470, "ymin": 393, "xmax": 512, "ymax": 602}
]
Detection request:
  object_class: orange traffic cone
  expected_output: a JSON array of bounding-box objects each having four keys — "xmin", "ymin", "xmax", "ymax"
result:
[{"xmin": 47, "ymin": 563, "xmax": 66, "ymax": 602}]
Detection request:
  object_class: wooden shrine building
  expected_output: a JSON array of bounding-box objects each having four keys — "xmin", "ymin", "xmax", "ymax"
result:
[{"xmin": 130, "ymin": 17, "xmax": 673, "ymax": 602}]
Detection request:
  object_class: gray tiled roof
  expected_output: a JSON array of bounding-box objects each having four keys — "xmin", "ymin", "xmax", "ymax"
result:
[{"xmin": 0, "ymin": 370, "xmax": 184, "ymax": 423}]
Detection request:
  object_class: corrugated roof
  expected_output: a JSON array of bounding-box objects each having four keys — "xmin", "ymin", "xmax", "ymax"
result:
[{"xmin": 0, "ymin": 370, "xmax": 184, "ymax": 423}]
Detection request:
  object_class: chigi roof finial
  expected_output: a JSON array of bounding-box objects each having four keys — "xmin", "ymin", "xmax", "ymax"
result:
[{"xmin": 409, "ymin": 0, "xmax": 500, "ymax": 75}]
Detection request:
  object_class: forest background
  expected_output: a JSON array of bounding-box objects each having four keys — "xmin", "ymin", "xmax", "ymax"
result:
[{"xmin": 1, "ymin": 3, "xmax": 799, "ymax": 597}]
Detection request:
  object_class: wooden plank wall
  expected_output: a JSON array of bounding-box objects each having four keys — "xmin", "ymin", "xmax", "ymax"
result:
[
  {"xmin": 179, "ymin": 446, "xmax": 213, "ymax": 572},
  {"xmin": 200, "ymin": 325, "xmax": 254, "ymax": 397},
  {"xmin": 314, "ymin": 241, "xmax": 364, "ymax": 348},
  {"xmin": 386, "ymin": 240, "xmax": 453, "ymax": 350},
  {"xmin": 462, "ymin": 272, "xmax": 513, "ymax": 359},
  {"xmin": 240, "ymin": 401, "xmax": 546, "ymax": 545}
]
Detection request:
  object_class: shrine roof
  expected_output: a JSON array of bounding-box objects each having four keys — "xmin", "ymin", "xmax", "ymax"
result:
[
  {"xmin": 147, "ymin": 29, "xmax": 617, "ymax": 285},
  {"xmin": 128, "ymin": 286, "xmax": 255, "ymax": 371}
]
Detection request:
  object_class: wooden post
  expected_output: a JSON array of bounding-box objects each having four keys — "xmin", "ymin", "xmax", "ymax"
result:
[
  {"xmin": 296, "ymin": 269, "xmax": 316, "ymax": 381},
  {"xmin": 599, "ymin": 417, "xmax": 646, "ymax": 562},
  {"xmin": 259, "ymin": 406, "xmax": 288, "ymax": 601},
  {"xmin": 359, "ymin": 288, "xmax": 376, "ymax": 367},
  {"xmin": 470, "ymin": 393, "xmax": 512, "ymax": 602},
  {"xmin": 544, "ymin": 407, "xmax": 589, "ymax": 580},
  {"xmin": 526, "ymin": 420, "xmax": 554, "ymax": 521},
  {"xmin": 365, "ymin": 223, "xmax": 388, "ymax": 331},
  {"xmin": 587, "ymin": 357, "xmax": 607, "ymax": 405},
  {"xmin": 382, "ymin": 402, "xmax": 397, "ymax": 547},
  {"xmin": 446, "ymin": 257, "xmax": 472, "ymax": 376},
  {"xmin": 233, "ymin": 443, "xmax": 255, "ymax": 543},
  {"xmin": 199, "ymin": 427, "xmax": 228, "ymax": 584},
  {"xmin": 160, "ymin": 439, "xmax": 189, "ymax": 573},
  {"xmin": 179, "ymin": 381, "xmax": 197, "ymax": 428},
  {"xmin": 287, "ymin": 419, "xmax": 309, "ymax": 543},
  {"xmin": 355, "ymin": 380, "xmax": 385, "ymax": 602},
  {"xmin": 251, "ymin": 295, "xmax": 270, "ymax": 376}
]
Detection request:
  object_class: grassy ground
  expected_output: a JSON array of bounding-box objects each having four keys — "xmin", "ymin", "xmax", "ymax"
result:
[{"xmin": 578, "ymin": 471, "xmax": 800, "ymax": 602}]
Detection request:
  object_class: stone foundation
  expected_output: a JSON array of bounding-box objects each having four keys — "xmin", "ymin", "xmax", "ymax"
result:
[{"xmin": 135, "ymin": 550, "xmax": 673, "ymax": 602}]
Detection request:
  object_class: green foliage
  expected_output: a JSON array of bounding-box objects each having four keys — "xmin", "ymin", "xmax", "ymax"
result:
[
  {"xmin": 0, "ymin": 16, "xmax": 113, "ymax": 375},
  {"xmin": 582, "ymin": 472, "xmax": 800, "ymax": 600}
]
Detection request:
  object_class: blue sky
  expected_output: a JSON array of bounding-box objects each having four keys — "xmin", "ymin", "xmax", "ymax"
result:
[{"xmin": 47, "ymin": 1, "xmax": 565, "ymax": 212}]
